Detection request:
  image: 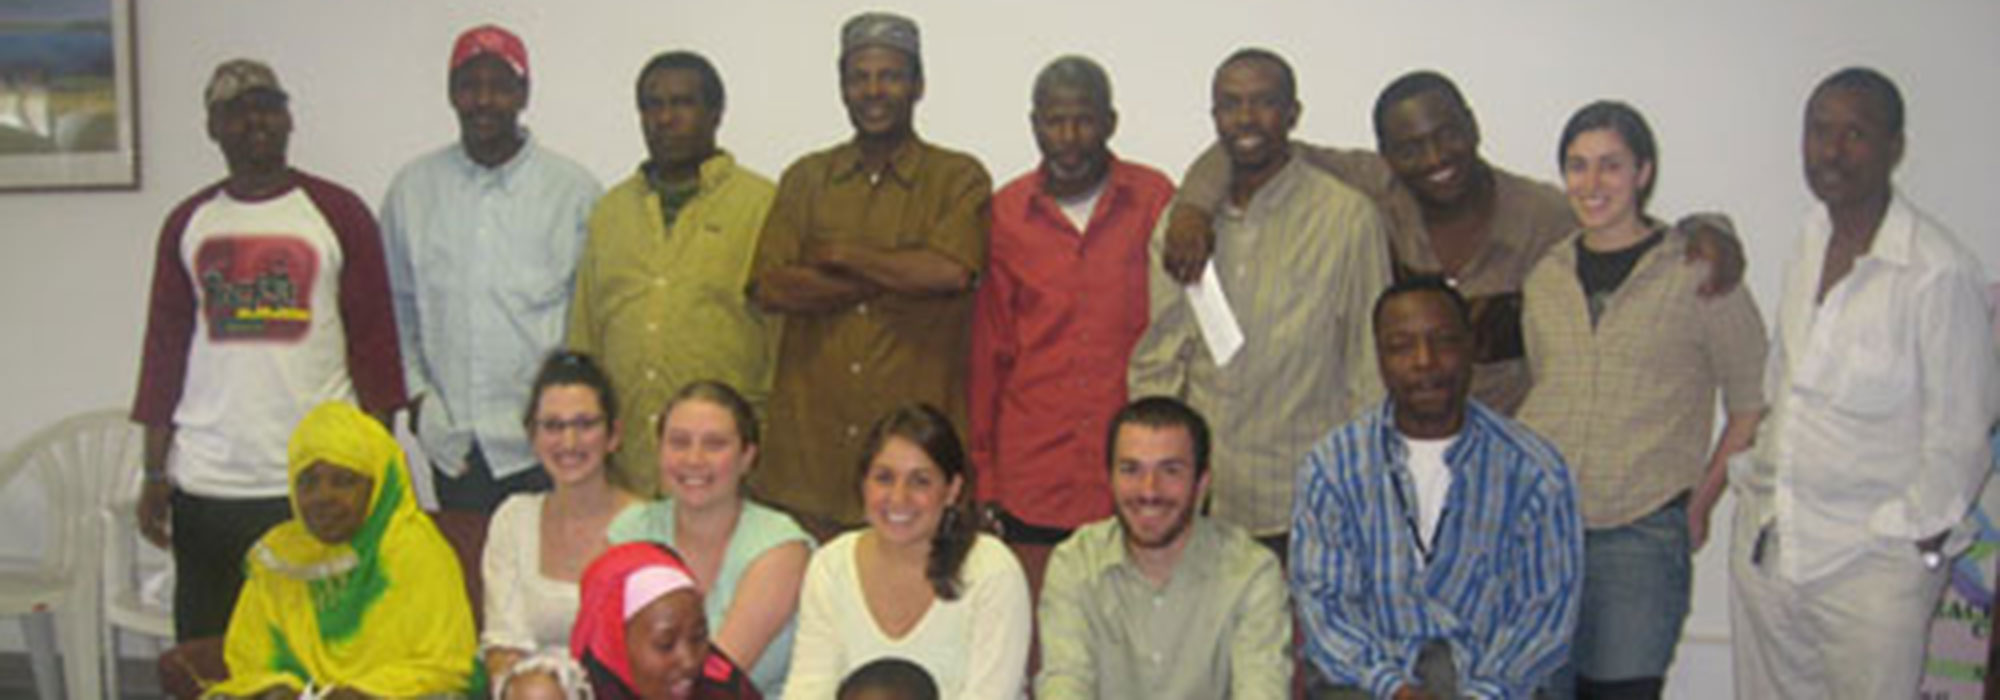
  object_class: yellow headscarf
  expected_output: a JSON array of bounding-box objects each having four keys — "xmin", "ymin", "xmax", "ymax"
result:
[{"xmin": 209, "ymin": 401, "xmax": 475, "ymax": 698}]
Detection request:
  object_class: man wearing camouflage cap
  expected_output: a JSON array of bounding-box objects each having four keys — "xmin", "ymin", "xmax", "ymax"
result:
[
  {"xmin": 132, "ymin": 58, "xmax": 406, "ymax": 639},
  {"xmin": 749, "ymin": 11, "xmax": 992, "ymax": 534}
]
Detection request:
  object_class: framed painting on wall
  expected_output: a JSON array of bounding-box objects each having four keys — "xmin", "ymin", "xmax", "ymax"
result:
[{"xmin": 0, "ymin": 0, "xmax": 136, "ymax": 191}]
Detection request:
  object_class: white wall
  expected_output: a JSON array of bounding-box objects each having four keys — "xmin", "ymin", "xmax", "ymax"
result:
[{"xmin": 2, "ymin": 1, "xmax": 1996, "ymax": 693}]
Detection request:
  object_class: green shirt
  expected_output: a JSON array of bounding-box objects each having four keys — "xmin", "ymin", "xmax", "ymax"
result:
[
  {"xmin": 1036, "ymin": 516, "xmax": 1292, "ymax": 700},
  {"xmin": 567, "ymin": 153, "xmax": 778, "ymax": 494}
]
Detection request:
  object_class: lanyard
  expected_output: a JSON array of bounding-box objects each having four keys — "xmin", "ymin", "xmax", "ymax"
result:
[{"xmin": 1391, "ymin": 471, "xmax": 1433, "ymax": 564}]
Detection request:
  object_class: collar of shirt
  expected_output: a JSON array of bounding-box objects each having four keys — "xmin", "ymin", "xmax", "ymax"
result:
[
  {"xmin": 641, "ymin": 150, "xmax": 742, "ymax": 197},
  {"xmin": 1809, "ymin": 187, "xmax": 1919, "ymax": 270},
  {"xmin": 1089, "ymin": 515, "xmax": 1225, "ymax": 588},
  {"xmin": 448, "ymin": 129, "xmax": 535, "ymax": 193},
  {"xmin": 830, "ymin": 136, "xmax": 923, "ymax": 189},
  {"xmin": 1371, "ymin": 400, "xmax": 1477, "ymax": 477},
  {"xmin": 1021, "ymin": 156, "xmax": 1135, "ymax": 234},
  {"xmin": 1219, "ymin": 146, "xmax": 1308, "ymax": 222}
]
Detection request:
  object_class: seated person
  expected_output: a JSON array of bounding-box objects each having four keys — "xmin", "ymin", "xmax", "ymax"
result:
[
  {"xmin": 1035, "ymin": 396, "xmax": 1290, "ymax": 699},
  {"xmin": 783, "ymin": 405, "xmax": 1032, "ymax": 699},
  {"xmin": 486, "ymin": 352, "xmax": 642, "ymax": 687},
  {"xmin": 571, "ymin": 541, "xmax": 761, "ymax": 699},
  {"xmin": 1293, "ymin": 278, "xmax": 1582, "ymax": 699},
  {"xmin": 209, "ymin": 401, "xmax": 476, "ymax": 698},
  {"xmin": 609, "ymin": 380, "xmax": 812, "ymax": 696},
  {"xmin": 840, "ymin": 658, "xmax": 940, "ymax": 700}
]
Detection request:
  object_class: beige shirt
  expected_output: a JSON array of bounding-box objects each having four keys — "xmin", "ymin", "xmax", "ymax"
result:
[
  {"xmin": 566, "ymin": 153, "xmax": 778, "ymax": 495},
  {"xmin": 1519, "ymin": 227, "xmax": 1767, "ymax": 528},
  {"xmin": 1130, "ymin": 152, "xmax": 1389, "ymax": 536}
]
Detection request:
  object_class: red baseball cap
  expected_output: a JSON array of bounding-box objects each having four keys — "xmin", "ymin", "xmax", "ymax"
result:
[{"xmin": 450, "ymin": 24, "xmax": 528, "ymax": 81}]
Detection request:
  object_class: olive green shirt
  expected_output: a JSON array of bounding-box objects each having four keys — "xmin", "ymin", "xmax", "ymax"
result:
[{"xmin": 567, "ymin": 153, "xmax": 778, "ymax": 494}]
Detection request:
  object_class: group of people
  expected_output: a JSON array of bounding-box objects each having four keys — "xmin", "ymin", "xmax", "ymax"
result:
[{"xmin": 126, "ymin": 7, "xmax": 1996, "ymax": 700}]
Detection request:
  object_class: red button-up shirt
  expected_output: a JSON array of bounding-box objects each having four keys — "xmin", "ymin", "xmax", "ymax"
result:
[{"xmin": 969, "ymin": 158, "xmax": 1175, "ymax": 529}]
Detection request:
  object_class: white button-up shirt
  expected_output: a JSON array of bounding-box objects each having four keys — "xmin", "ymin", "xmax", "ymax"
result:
[{"xmin": 1736, "ymin": 191, "xmax": 1997, "ymax": 583}]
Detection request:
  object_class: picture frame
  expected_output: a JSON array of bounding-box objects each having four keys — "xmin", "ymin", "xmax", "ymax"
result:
[{"xmin": 0, "ymin": 0, "xmax": 137, "ymax": 192}]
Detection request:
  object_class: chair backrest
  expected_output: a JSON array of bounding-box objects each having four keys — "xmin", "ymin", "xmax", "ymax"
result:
[{"xmin": 0, "ymin": 409, "xmax": 145, "ymax": 579}]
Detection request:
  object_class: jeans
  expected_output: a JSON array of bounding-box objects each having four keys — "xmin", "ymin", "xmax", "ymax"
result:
[{"xmin": 1551, "ymin": 495, "xmax": 1692, "ymax": 698}]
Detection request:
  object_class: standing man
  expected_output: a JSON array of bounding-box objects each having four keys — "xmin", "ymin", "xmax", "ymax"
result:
[
  {"xmin": 1035, "ymin": 396, "xmax": 1290, "ymax": 699},
  {"xmin": 1162, "ymin": 70, "xmax": 1742, "ymax": 414},
  {"xmin": 1730, "ymin": 67, "xmax": 1997, "ymax": 699},
  {"xmin": 568, "ymin": 50, "xmax": 776, "ymax": 495},
  {"xmin": 380, "ymin": 24, "xmax": 602, "ymax": 511},
  {"xmin": 132, "ymin": 59, "xmax": 406, "ymax": 640},
  {"xmin": 749, "ymin": 12, "xmax": 990, "ymax": 532},
  {"xmin": 969, "ymin": 55, "xmax": 1174, "ymax": 572},
  {"xmin": 1128, "ymin": 48, "xmax": 1389, "ymax": 551},
  {"xmin": 1294, "ymin": 277, "xmax": 1580, "ymax": 699}
]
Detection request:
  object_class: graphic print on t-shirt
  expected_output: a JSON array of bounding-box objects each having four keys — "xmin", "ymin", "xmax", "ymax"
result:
[{"xmin": 195, "ymin": 234, "xmax": 317, "ymax": 342}]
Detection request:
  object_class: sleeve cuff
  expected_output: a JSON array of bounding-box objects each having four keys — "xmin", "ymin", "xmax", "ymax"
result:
[
  {"xmin": 1364, "ymin": 664, "xmax": 1407, "ymax": 699},
  {"xmin": 1460, "ymin": 678, "xmax": 1510, "ymax": 699}
]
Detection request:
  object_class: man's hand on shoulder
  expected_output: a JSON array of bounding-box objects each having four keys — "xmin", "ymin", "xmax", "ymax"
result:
[
  {"xmin": 1676, "ymin": 213, "xmax": 1745, "ymax": 298},
  {"xmin": 1163, "ymin": 202, "xmax": 1215, "ymax": 284}
]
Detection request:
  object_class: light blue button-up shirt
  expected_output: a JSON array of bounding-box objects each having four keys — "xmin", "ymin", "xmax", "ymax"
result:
[{"xmin": 380, "ymin": 135, "xmax": 602, "ymax": 479}]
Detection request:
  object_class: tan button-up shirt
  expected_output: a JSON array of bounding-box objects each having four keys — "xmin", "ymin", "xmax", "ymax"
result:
[
  {"xmin": 1519, "ymin": 226, "xmax": 1767, "ymax": 528},
  {"xmin": 1131, "ymin": 153, "xmax": 1389, "ymax": 536}
]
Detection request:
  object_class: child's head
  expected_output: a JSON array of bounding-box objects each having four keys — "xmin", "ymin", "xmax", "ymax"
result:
[{"xmin": 836, "ymin": 658, "xmax": 939, "ymax": 700}]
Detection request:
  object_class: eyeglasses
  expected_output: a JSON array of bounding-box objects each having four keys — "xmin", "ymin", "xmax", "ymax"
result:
[{"xmin": 534, "ymin": 415, "xmax": 607, "ymax": 434}]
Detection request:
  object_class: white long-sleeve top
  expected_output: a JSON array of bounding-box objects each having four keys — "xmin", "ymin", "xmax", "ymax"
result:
[
  {"xmin": 782, "ymin": 532, "xmax": 1031, "ymax": 700},
  {"xmin": 1735, "ymin": 191, "xmax": 1998, "ymax": 583}
]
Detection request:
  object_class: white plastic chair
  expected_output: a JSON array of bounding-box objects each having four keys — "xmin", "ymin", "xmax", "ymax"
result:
[
  {"xmin": 0, "ymin": 409, "xmax": 134, "ymax": 700},
  {"xmin": 102, "ymin": 491, "xmax": 174, "ymax": 695}
]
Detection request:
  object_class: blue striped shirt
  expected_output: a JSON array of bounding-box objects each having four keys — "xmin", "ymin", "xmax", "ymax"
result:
[{"xmin": 1292, "ymin": 400, "xmax": 1581, "ymax": 699}]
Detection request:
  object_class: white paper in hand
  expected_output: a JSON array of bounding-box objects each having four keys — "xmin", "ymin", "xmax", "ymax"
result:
[{"xmin": 1188, "ymin": 259, "xmax": 1244, "ymax": 367}]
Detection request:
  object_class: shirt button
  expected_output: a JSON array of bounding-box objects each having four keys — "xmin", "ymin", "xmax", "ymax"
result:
[
  {"xmin": 646, "ymin": 322, "xmax": 660, "ymax": 332},
  {"xmin": 845, "ymin": 424, "xmax": 860, "ymax": 438},
  {"xmin": 645, "ymin": 369, "xmax": 658, "ymax": 380},
  {"xmin": 849, "ymin": 362, "xmax": 863, "ymax": 375},
  {"xmin": 653, "ymin": 277, "xmax": 668, "ymax": 287},
  {"xmin": 1235, "ymin": 264, "xmax": 1247, "ymax": 277},
  {"xmin": 1150, "ymin": 651, "xmax": 1163, "ymax": 665},
  {"xmin": 856, "ymin": 302, "xmax": 870, "ymax": 316}
]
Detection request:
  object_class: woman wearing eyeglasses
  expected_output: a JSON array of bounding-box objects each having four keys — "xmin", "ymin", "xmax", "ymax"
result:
[{"xmin": 484, "ymin": 352, "xmax": 643, "ymax": 694}]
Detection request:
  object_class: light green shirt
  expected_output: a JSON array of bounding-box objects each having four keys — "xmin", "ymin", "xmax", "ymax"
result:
[
  {"xmin": 567, "ymin": 153, "xmax": 778, "ymax": 494},
  {"xmin": 1036, "ymin": 516, "xmax": 1291, "ymax": 700}
]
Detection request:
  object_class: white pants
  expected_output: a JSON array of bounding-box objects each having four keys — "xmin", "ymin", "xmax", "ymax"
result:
[{"xmin": 1728, "ymin": 503, "xmax": 1949, "ymax": 700}]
